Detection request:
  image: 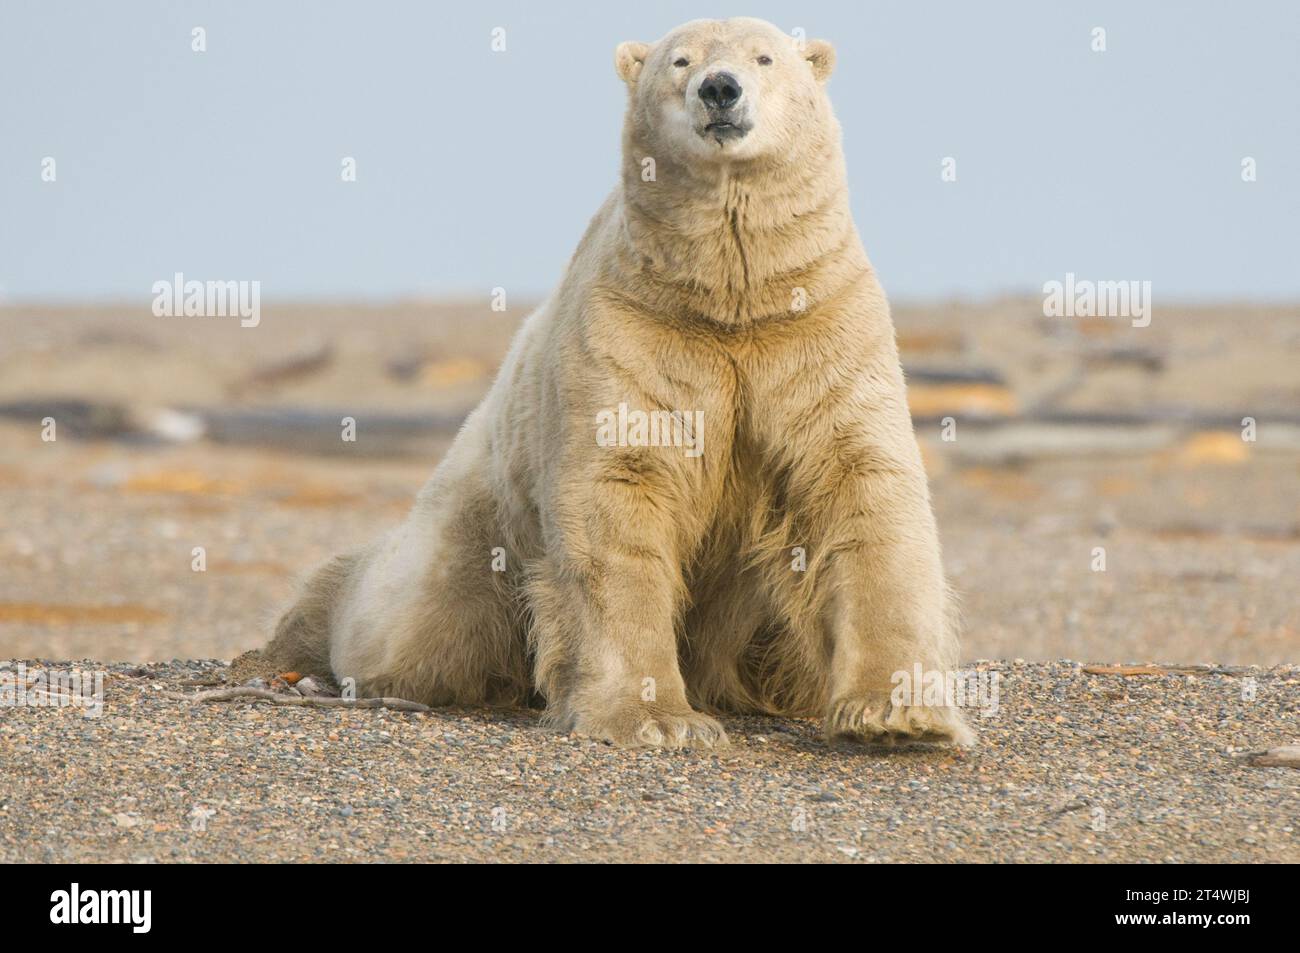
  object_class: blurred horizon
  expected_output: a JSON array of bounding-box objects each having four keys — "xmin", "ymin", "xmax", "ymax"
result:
[
  {"xmin": 2, "ymin": 0, "xmax": 1298, "ymax": 305},
  {"xmin": 5, "ymin": 291, "xmax": 1300, "ymax": 308}
]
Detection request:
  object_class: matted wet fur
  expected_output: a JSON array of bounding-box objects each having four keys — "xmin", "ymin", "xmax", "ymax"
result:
[{"xmin": 264, "ymin": 17, "xmax": 972, "ymax": 749}]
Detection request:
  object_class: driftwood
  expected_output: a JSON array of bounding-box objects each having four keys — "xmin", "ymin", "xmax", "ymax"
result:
[
  {"xmin": 1245, "ymin": 746, "xmax": 1300, "ymax": 769},
  {"xmin": 1081, "ymin": 663, "xmax": 1257, "ymax": 677},
  {"xmin": 165, "ymin": 687, "xmax": 429, "ymax": 712}
]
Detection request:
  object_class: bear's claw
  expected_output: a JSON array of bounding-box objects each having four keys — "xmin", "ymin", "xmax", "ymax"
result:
[
  {"xmin": 825, "ymin": 694, "xmax": 975, "ymax": 747},
  {"xmin": 568, "ymin": 705, "xmax": 729, "ymax": 750}
]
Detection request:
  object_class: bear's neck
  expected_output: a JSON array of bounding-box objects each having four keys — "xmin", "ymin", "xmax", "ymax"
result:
[{"xmin": 614, "ymin": 126, "xmax": 867, "ymax": 328}]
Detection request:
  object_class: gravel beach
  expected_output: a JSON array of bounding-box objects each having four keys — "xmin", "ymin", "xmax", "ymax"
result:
[{"xmin": 2, "ymin": 659, "xmax": 1296, "ymax": 863}]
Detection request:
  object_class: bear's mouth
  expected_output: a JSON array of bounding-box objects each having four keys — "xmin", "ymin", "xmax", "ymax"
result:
[{"xmin": 702, "ymin": 120, "xmax": 749, "ymax": 143}]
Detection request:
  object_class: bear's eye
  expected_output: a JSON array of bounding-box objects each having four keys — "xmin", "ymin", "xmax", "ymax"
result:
[
  {"xmin": 673, "ymin": 57, "xmax": 690, "ymax": 67},
  {"xmin": 757, "ymin": 54, "xmax": 773, "ymax": 66}
]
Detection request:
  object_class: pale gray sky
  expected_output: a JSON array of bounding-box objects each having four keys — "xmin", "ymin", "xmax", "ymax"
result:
[{"xmin": 2, "ymin": 0, "xmax": 1297, "ymax": 303}]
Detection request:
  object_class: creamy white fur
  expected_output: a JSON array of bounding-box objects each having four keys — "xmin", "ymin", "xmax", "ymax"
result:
[{"xmin": 265, "ymin": 18, "xmax": 972, "ymax": 749}]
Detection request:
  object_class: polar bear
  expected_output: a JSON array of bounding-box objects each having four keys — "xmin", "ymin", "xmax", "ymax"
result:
[{"xmin": 263, "ymin": 17, "xmax": 972, "ymax": 748}]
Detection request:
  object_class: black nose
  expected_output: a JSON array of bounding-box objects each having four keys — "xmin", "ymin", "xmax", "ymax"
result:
[{"xmin": 698, "ymin": 72, "xmax": 742, "ymax": 110}]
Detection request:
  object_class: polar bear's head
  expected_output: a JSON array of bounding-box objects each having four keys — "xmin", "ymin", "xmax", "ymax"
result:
[{"xmin": 615, "ymin": 17, "xmax": 835, "ymax": 163}]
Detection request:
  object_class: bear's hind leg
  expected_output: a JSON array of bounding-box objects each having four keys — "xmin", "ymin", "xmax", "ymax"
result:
[{"xmin": 327, "ymin": 480, "xmax": 530, "ymax": 707}]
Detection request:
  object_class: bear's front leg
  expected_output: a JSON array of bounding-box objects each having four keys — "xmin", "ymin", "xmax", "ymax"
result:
[
  {"xmin": 789, "ymin": 409, "xmax": 974, "ymax": 746},
  {"xmin": 821, "ymin": 521, "xmax": 975, "ymax": 746},
  {"xmin": 530, "ymin": 446, "xmax": 727, "ymax": 749},
  {"xmin": 817, "ymin": 464, "xmax": 975, "ymax": 746}
]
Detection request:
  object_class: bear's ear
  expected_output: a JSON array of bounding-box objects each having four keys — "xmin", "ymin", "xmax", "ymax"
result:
[
  {"xmin": 615, "ymin": 41, "xmax": 650, "ymax": 84},
  {"xmin": 804, "ymin": 39, "xmax": 835, "ymax": 83}
]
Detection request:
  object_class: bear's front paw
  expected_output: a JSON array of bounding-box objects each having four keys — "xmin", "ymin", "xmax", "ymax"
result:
[
  {"xmin": 568, "ymin": 703, "xmax": 729, "ymax": 750},
  {"xmin": 825, "ymin": 694, "xmax": 974, "ymax": 747}
]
